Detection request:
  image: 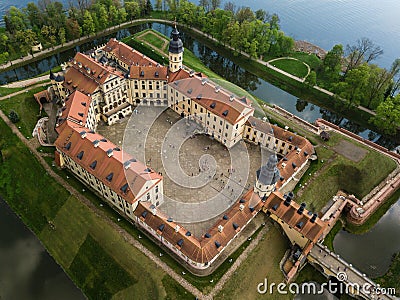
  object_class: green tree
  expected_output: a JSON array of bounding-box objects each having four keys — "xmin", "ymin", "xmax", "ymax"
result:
[
  {"xmin": 344, "ymin": 37, "xmax": 383, "ymax": 75},
  {"xmin": 371, "ymin": 94, "xmax": 400, "ymax": 135},
  {"xmin": 334, "ymin": 63, "xmax": 370, "ymax": 107},
  {"xmin": 364, "ymin": 64, "xmax": 392, "ymax": 109},
  {"xmin": 58, "ymin": 27, "xmax": 66, "ymax": 46},
  {"xmin": 41, "ymin": 25, "xmax": 57, "ymax": 47},
  {"xmin": 125, "ymin": 1, "xmax": 140, "ymax": 20},
  {"xmin": 323, "ymin": 44, "xmax": 344, "ymax": 80},
  {"xmin": 14, "ymin": 29, "xmax": 37, "ymax": 55},
  {"xmin": 0, "ymin": 33, "xmax": 9, "ymax": 53},
  {"xmin": 24, "ymin": 2, "xmax": 43, "ymax": 29},
  {"xmin": 235, "ymin": 7, "xmax": 254, "ymax": 24},
  {"xmin": 82, "ymin": 10, "xmax": 95, "ymax": 36},
  {"xmin": 8, "ymin": 110, "xmax": 19, "ymax": 123},
  {"xmin": 4, "ymin": 6, "xmax": 27, "ymax": 33},
  {"xmin": 66, "ymin": 18, "xmax": 82, "ymax": 39},
  {"xmin": 306, "ymin": 71, "xmax": 317, "ymax": 87}
]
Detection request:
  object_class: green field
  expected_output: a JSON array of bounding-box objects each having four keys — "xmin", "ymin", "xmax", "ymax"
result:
[
  {"xmin": 139, "ymin": 31, "xmax": 167, "ymax": 50},
  {"xmin": 0, "ymin": 86, "xmax": 49, "ymax": 137},
  {"xmin": 0, "ymin": 86, "xmax": 25, "ymax": 97},
  {"xmin": 290, "ymin": 52, "xmax": 322, "ymax": 70},
  {"xmin": 271, "ymin": 58, "xmax": 309, "ymax": 78}
]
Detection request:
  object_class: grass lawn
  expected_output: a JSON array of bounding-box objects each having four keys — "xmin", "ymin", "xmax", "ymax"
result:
[
  {"xmin": 290, "ymin": 52, "xmax": 322, "ymax": 70},
  {"xmin": 0, "ymin": 119, "xmax": 68, "ymax": 234},
  {"xmin": 272, "ymin": 58, "xmax": 309, "ymax": 78},
  {"xmin": 69, "ymin": 234, "xmax": 137, "ymax": 299},
  {"xmin": 140, "ymin": 31, "xmax": 167, "ymax": 50},
  {"xmin": 0, "ymin": 117, "xmax": 193, "ymax": 299},
  {"xmin": 0, "ymin": 86, "xmax": 25, "ymax": 97},
  {"xmin": 0, "ymin": 86, "xmax": 49, "ymax": 137},
  {"xmin": 295, "ymin": 132, "xmax": 397, "ymax": 213},
  {"xmin": 216, "ymin": 224, "xmax": 291, "ymax": 300}
]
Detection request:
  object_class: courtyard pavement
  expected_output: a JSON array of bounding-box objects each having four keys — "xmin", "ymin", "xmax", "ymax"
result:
[{"xmin": 98, "ymin": 106, "xmax": 268, "ymax": 237}]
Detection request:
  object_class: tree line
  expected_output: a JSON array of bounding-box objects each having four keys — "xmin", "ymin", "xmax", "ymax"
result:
[
  {"xmin": 318, "ymin": 38, "xmax": 400, "ymax": 134},
  {"xmin": 169, "ymin": 0, "xmax": 294, "ymax": 58},
  {"xmin": 0, "ymin": 0, "xmax": 153, "ymax": 63}
]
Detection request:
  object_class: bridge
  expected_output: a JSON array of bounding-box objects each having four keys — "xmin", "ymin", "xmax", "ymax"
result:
[{"xmin": 308, "ymin": 243, "xmax": 397, "ymax": 300}]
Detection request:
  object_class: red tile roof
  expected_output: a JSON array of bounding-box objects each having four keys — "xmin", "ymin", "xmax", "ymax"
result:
[
  {"xmin": 55, "ymin": 123, "xmax": 162, "ymax": 203},
  {"xmin": 263, "ymin": 192, "xmax": 327, "ymax": 243},
  {"xmin": 64, "ymin": 52, "xmax": 125, "ymax": 95},
  {"xmin": 129, "ymin": 65, "xmax": 168, "ymax": 80},
  {"xmin": 59, "ymin": 91, "xmax": 91, "ymax": 126},
  {"xmin": 103, "ymin": 38, "xmax": 158, "ymax": 67},
  {"xmin": 134, "ymin": 189, "xmax": 262, "ymax": 264},
  {"xmin": 247, "ymin": 116, "xmax": 315, "ymax": 188},
  {"xmin": 169, "ymin": 72, "xmax": 254, "ymax": 124}
]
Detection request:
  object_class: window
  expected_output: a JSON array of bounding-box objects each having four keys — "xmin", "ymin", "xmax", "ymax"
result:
[
  {"xmin": 147, "ymin": 193, "xmax": 150, "ymax": 200},
  {"xmin": 226, "ymin": 124, "xmax": 229, "ymax": 129},
  {"xmin": 155, "ymin": 185, "xmax": 159, "ymax": 193},
  {"xmin": 195, "ymin": 104, "xmax": 197, "ymax": 109},
  {"xmin": 214, "ymin": 116, "xmax": 216, "ymax": 122},
  {"xmin": 220, "ymin": 120, "xmax": 222, "ymax": 125}
]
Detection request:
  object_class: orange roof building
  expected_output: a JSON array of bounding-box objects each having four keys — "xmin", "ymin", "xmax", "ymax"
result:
[{"xmin": 51, "ymin": 29, "xmax": 317, "ymax": 271}]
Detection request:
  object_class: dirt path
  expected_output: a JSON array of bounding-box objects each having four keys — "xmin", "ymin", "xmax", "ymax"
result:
[{"xmin": 0, "ymin": 82, "xmax": 49, "ymax": 101}]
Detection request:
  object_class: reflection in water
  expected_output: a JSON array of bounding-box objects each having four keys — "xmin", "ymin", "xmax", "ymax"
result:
[
  {"xmin": 296, "ymin": 99, "xmax": 309, "ymax": 112},
  {"xmin": 333, "ymin": 199, "xmax": 400, "ymax": 277},
  {"xmin": 0, "ymin": 198, "xmax": 85, "ymax": 300}
]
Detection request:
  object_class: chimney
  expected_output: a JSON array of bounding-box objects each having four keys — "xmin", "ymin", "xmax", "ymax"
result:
[
  {"xmin": 297, "ymin": 203, "xmax": 306, "ymax": 215},
  {"xmin": 284, "ymin": 194, "xmax": 292, "ymax": 207},
  {"xmin": 239, "ymin": 204, "xmax": 245, "ymax": 211},
  {"xmin": 310, "ymin": 213, "xmax": 318, "ymax": 223},
  {"xmin": 106, "ymin": 149, "xmax": 113, "ymax": 157},
  {"xmin": 175, "ymin": 225, "xmax": 180, "ymax": 232},
  {"xmin": 79, "ymin": 131, "xmax": 87, "ymax": 138},
  {"xmin": 229, "ymin": 94, "xmax": 234, "ymax": 102},
  {"xmin": 218, "ymin": 225, "xmax": 224, "ymax": 232},
  {"xmin": 93, "ymin": 140, "xmax": 100, "ymax": 148}
]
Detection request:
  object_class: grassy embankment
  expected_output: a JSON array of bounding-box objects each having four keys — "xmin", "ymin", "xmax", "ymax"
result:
[
  {"xmin": 295, "ymin": 131, "xmax": 396, "ymax": 213},
  {"xmin": 0, "ymin": 116, "xmax": 193, "ymax": 299}
]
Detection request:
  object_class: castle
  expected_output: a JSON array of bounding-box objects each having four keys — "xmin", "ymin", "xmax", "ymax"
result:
[{"xmin": 52, "ymin": 25, "xmax": 320, "ymax": 271}]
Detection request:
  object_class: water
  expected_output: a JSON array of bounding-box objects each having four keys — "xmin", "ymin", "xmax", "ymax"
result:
[
  {"xmin": 212, "ymin": 0, "xmax": 400, "ymax": 69},
  {"xmin": 0, "ymin": 197, "xmax": 85, "ymax": 300},
  {"xmin": 333, "ymin": 197, "xmax": 400, "ymax": 277}
]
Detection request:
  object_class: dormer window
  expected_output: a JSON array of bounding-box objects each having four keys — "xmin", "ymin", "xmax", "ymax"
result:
[
  {"xmin": 90, "ymin": 160, "xmax": 97, "ymax": 169},
  {"xmin": 106, "ymin": 172, "xmax": 113, "ymax": 182},
  {"xmin": 222, "ymin": 110, "xmax": 228, "ymax": 117},
  {"xmin": 120, "ymin": 183, "xmax": 129, "ymax": 194},
  {"xmin": 65, "ymin": 142, "xmax": 71, "ymax": 150},
  {"xmin": 210, "ymin": 102, "xmax": 216, "ymax": 109},
  {"xmin": 77, "ymin": 151, "xmax": 84, "ymax": 160}
]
